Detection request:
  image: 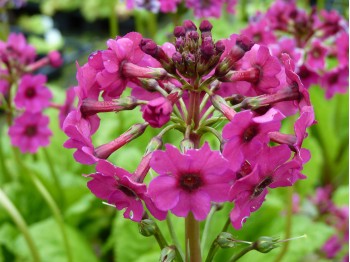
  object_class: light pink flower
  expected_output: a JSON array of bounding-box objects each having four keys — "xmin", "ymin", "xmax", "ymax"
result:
[{"xmin": 8, "ymin": 111, "xmax": 52, "ymax": 153}]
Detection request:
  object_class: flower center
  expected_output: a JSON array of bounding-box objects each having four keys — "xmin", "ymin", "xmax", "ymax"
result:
[
  {"xmin": 252, "ymin": 176, "xmax": 273, "ymax": 198},
  {"xmin": 328, "ymin": 74, "xmax": 338, "ymax": 85},
  {"xmin": 25, "ymin": 125, "xmax": 37, "ymax": 137},
  {"xmin": 180, "ymin": 173, "xmax": 202, "ymax": 192},
  {"xmin": 25, "ymin": 87, "xmax": 36, "ymax": 98},
  {"xmin": 253, "ymin": 33, "xmax": 262, "ymax": 43},
  {"xmin": 118, "ymin": 185, "xmax": 137, "ymax": 198},
  {"xmin": 312, "ymin": 47, "xmax": 322, "ymax": 59},
  {"xmin": 242, "ymin": 125, "xmax": 259, "ymax": 142},
  {"xmin": 236, "ymin": 160, "xmax": 252, "ymax": 180}
]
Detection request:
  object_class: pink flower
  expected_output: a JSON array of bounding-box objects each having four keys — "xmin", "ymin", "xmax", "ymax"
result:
[
  {"xmin": 241, "ymin": 45, "xmax": 282, "ymax": 94},
  {"xmin": 63, "ymin": 110, "xmax": 97, "ymax": 165},
  {"xmin": 160, "ymin": 0, "xmax": 180, "ymax": 12},
  {"xmin": 8, "ymin": 111, "xmax": 52, "ymax": 153},
  {"xmin": 270, "ymin": 37, "xmax": 302, "ymax": 65},
  {"xmin": 148, "ymin": 143, "xmax": 233, "ymax": 220},
  {"xmin": 305, "ymin": 39, "xmax": 328, "ymax": 70},
  {"xmin": 335, "ymin": 31, "xmax": 349, "ymax": 68},
  {"xmin": 322, "ymin": 235, "xmax": 343, "ymax": 259},
  {"xmin": 229, "ymin": 144, "xmax": 305, "ymax": 229},
  {"xmin": 0, "ymin": 33, "xmax": 36, "ymax": 66},
  {"xmin": 58, "ymin": 87, "xmax": 76, "ymax": 129},
  {"xmin": 296, "ymin": 65, "xmax": 319, "ymax": 89},
  {"xmin": 222, "ymin": 108, "xmax": 285, "ymax": 162},
  {"xmin": 87, "ymin": 159, "xmax": 166, "ymax": 221},
  {"xmin": 14, "ymin": 74, "xmax": 52, "ymax": 112},
  {"xmin": 142, "ymin": 97, "xmax": 173, "ymax": 128},
  {"xmin": 97, "ymin": 32, "xmax": 153, "ymax": 99},
  {"xmin": 185, "ymin": 0, "xmax": 225, "ymax": 18},
  {"xmin": 320, "ymin": 66, "xmax": 349, "ymax": 99},
  {"xmin": 48, "ymin": 50, "xmax": 63, "ymax": 68},
  {"xmin": 240, "ymin": 19, "xmax": 276, "ymax": 45}
]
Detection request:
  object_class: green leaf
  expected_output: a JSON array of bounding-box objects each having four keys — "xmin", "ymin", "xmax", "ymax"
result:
[{"xmin": 14, "ymin": 218, "xmax": 98, "ymax": 262}]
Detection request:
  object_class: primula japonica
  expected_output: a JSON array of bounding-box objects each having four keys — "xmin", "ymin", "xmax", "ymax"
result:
[
  {"xmin": 240, "ymin": 0, "xmax": 349, "ymax": 98},
  {"xmin": 64, "ymin": 19, "xmax": 315, "ymax": 260},
  {"xmin": 0, "ymin": 33, "xmax": 64, "ymax": 153}
]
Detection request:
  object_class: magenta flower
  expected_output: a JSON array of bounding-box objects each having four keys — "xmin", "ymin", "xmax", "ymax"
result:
[
  {"xmin": 305, "ymin": 39, "xmax": 328, "ymax": 70},
  {"xmin": 58, "ymin": 87, "xmax": 76, "ymax": 129},
  {"xmin": 335, "ymin": 31, "xmax": 349, "ymax": 67},
  {"xmin": 159, "ymin": 0, "xmax": 181, "ymax": 12},
  {"xmin": 185, "ymin": 0, "xmax": 225, "ymax": 18},
  {"xmin": 63, "ymin": 110, "xmax": 97, "ymax": 165},
  {"xmin": 320, "ymin": 66, "xmax": 349, "ymax": 99},
  {"xmin": 142, "ymin": 97, "xmax": 173, "ymax": 128},
  {"xmin": 87, "ymin": 159, "xmax": 166, "ymax": 221},
  {"xmin": 8, "ymin": 111, "xmax": 52, "ymax": 153},
  {"xmin": 0, "ymin": 33, "xmax": 36, "ymax": 66},
  {"xmin": 222, "ymin": 108, "xmax": 285, "ymax": 162},
  {"xmin": 322, "ymin": 235, "xmax": 343, "ymax": 259},
  {"xmin": 229, "ymin": 144, "xmax": 306, "ymax": 229},
  {"xmin": 296, "ymin": 65, "xmax": 319, "ymax": 89},
  {"xmin": 14, "ymin": 74, "xmax": 52, "ymax": 112},
  {"xmin": 241, "ymin": 45, "xmax": 282, "ymax": 94},
  {"xmin": 148, "ymin": 143, "xmax": 233, "ymax": 220},
  {"xmin": 240, "ymin": 19, "xmax": 277, "ymax": 45},
  {"xmin": 270, "ymin": 37, "xmax": 302, "ymax": 65}
]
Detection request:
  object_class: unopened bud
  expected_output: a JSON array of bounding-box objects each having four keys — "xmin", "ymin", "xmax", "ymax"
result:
[
  {"xmin": 180, "ymin": 138, "xmax": 194, "ymax": 152},
  {"xmin": 210, "ymin": 95, "xmax": 236, "ymax": 121},
  {"xmin": 139, "ymin": 219, "xmax": 157, "ymax": 237},
  {"xmin": 199, "ymin": 20, "xmax": 213, "ymax": 32},
  {"xmin": 160, "ymin": 246, "xmax": 176, "ymax": 262},
  {"xmin": 183, "ymin": 20, "xmax": 197, "ymax": 32},
  {"xmin": 217, "ymin": 232, "xmax": 236, "ymax": 248},
  {"xmin": 236, "ymin": 35, "xmax": 254, "ymax": 52},
  {"xmin": 48, "ymin": 50, "xmax": 63, "ymax": 67},
  {"xmin": 174, "ymin": 26, "xmax": 186, "ymax": 37},
  {"xmin": 145, "ymin": 136, "xmax": 163, "ymax": 154},
  {"xmin": 253, "ymin": 236, "xmax": 279, "ymax": 253}
]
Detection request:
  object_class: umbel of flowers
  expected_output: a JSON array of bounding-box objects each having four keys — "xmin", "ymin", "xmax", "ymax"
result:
[
  {"xmin": 64, "ymin": 19, "xmax": 315, "ymax": 260},
  {"xmin": 0, "ymin": 33, "xmax": 63, "ymax": 153},
  {"xmin": 240, "ymin": 0, "xmax": 349, "ymax": 98}
]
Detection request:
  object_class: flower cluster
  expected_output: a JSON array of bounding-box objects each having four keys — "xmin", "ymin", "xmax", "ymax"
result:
[
  {"xmin": 125, "ymin": 0, "xmax": 237, "ymax": 18},
  {"xmin": 240, "ymin": 0, "xmax": 349, "ymax": 98},
  {"xmin": 64, "ymin": 20, "xmax": 314, "ymax": 229},
  {"xmin": 0, "ymin": 33, "xmax": 63, "ymax": 153}
]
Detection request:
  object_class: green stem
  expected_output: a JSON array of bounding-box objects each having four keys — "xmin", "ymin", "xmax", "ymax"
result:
[
  {"xmin": 204, "ymin": 241, "xmax": 219, "ymax": 262},
  {"xmin": 109, "ymin": 0, "xmax": 119, "ymax": 37},
  {"xmin": 0, "ymin": 8, "xmax": 10, "ymax": 40},
  {"xmin": 185, "ymin": 212, "xmax": 201, "ymax": 262},
  {"xmin": 148, "ymin": 12, "xmax": 157, "ymax": 38},
  {"xmin": 134, "ymin": 10, "xmax": 144, "ymax": 36},
  {"xmin": 229, "ymin": 246, "xmax": 254, "ymax": 262},
  {"xmin": 42, "ymin": 148, "xmax": 65, "ymax": 208},
  {"xmin": 273, "ymin": 186, "xmax": 293, "ymax": 262},
  {"xmin": 154, "ymin": 221, "xmax": 169, "ymax": 250},
  {"xmin": 0, "ymin": 189, "xmax": 41, "ymax": 262},
  {"xmin": 201, "ymin": 206, "xmax": 217, "ymax": 253},
  {"xmin": 166, "ymin": 215, "xmax": 185, "ymax": 261},
  {"xmin": 0, "ymin": 127, "xmax": 11, "ymax": 182},
  {"xmin": 13, "ymin": 148, "xmax": 73, "ymax": 262}
]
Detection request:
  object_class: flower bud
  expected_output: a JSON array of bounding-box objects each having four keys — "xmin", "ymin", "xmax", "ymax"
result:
[
  {"xmin": 48, "ymin": 50, "xmax": 63, "ymax": 67},
  {"xmin": 210, "ymin": 95, "xmax": 236, "ymax": 121},
  {"xmin": 180, "ymin": 138, "xmax": 194, "ymax": 152},
  {"xmin": 253, "ymin": 236, "xmax": 279, "ymax": 253},
  {"xmin": 138, "ymin": 219, "xmax": 157, "ymax": 237},
  {"xmin": 183, "ymin": 20, "xmax": 197, "ymax": 32},
  {"xmin": 174, "ymin": 26, "xmax": 186, "ymax": 37},
  {"xmin": 217, "ymin": 232, "xmax": 236, "ymax": 248},
  {"xmin": 145, "ymin": 136, "xmax": 163, "ymax": 154},
  {"xmin": 142, "ymin": 97, "xmax": 173, "ymax": 128},
  {"xmin": 160, "ymin": 246, "xmax": 176, "ymax": 262}
]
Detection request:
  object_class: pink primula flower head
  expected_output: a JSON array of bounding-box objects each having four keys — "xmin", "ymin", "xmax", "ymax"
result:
[
  {"xmin": 320, "ymin": 66, "xmax": 349, "ymax": 99},
  {"xmin": 305, "ymin": 39, "xmax": 328, "ymax": 70},
  {"xmin": 142, "ymin": 97, "xmax": 173, "ymax": 128},
  {"xmin": 87, "ymin": 159, "xmax": 166, "ymax": 221},
  {"xmin": 8, "ymin": 111, "xmax": 52, "ymax": 153},
  {"xmin": 229, "ymin": 144, "xmax": 303, "ymax": 229},
  {"xmin": 14, "ymin": 74, "xmax": 52, "ymax": 112},
  {"xmin": 222, "ymin": 108, "xmax": 285, "ymax": 163},
  {"xmin": 241, "ymin": 44, "xmax": 282, "ymax": 94},
  {"xmin": 148, "ymin": 143, "xmax": 234, "ymax": 221}
]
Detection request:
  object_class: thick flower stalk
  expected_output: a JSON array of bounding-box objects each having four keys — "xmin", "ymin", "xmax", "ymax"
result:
[
  {"xmin": 0, "ymin": 33, "xmax": 63, "ymax": 153},
  {"xmin": 240, "ymin": 0, "xmax": 349, "ymax": 98},
  {"xmin": 64, "ymin": 20, "xmax": 315, "ymax": 261}
]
